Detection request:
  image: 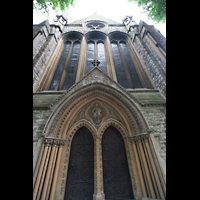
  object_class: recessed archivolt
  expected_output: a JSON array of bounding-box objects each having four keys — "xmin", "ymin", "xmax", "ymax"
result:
[{"xmin": 43, "ymin": 83, "xmax": 149, "ymax": 138}]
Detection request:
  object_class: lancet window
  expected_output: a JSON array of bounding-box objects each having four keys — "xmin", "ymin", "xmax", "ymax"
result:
[
  {"xmin": 47, "ymin": 32, "xmax": 82, "ymax": 91},
  {"xmin": 85, "ymin": 32, "xmax": 107, "ymax": 74},
  {"xmin": 109, "ymin": 32, "xmax": 144, "ymax": 89},
  {"xmin": 36, "ymin": 30, "xmax": 154, "ymax": 92}
]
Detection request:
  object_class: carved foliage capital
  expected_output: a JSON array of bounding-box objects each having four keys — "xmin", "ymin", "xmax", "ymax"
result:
[
  {"xmin": 44, "ymin": 137, "xmax": 66, "ymax": 146},
  {"xmin": 128, "ymin": 133, "xmax": 150, "ymax": 144}
]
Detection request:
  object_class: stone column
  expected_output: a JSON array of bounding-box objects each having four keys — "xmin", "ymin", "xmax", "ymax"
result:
[
  {"xmin": 129, "ymin": 136, "xmax": 147, "ymax": 198},
  {"xmin": 149, "ymin": 136, "xmax": 166, "ymax": 197},
  {"xmin": 33, "ymin": 139, "xmax": 53, "ymax": 200},
  {"xmin": 141, "ymin": 135, "xmax": 160, "ymax": 199},
  {"xmin": 129, "ymin": 133, "xmax": 166, "ymax": 200},
  {"xmin": 143, "ymin": 135, "xmax": 165, "ymax": 199},
  {"xmin": 40, "ymin": 140, "xmax": 59, "ymax": 200},
  {"xmin": 33, "ymin": 138, "xmax": 66, "ymax": 200},
  {"xmin": 75, "ymin": 36, "xmax": 87, "ymax": 82},
  {"xmin": 33, "ymin": 137, "xmax": 44, "ymax": 183},
  {"xmin": 93, "ymin": 135, "xmax": 105, "ymax": 200},
  {"xmin": 104, "ymin": 37, "xmax": 117, "ymax": 81},
  {"xmin": 49, "ymin": 139, "xmax": 66, "ymax": 200}
]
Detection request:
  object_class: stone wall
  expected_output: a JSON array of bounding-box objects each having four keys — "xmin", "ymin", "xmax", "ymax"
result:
[
  {"xmin": 132, "ymin": 36, "xmax": 166, "ymax": 97},
  {"xmin": 128, "ymin": 89, "xmax": 166, "ymax": 177}
]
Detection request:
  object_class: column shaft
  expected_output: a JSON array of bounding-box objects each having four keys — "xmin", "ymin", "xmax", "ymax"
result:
[
  {"xmin": 142, "ymin": 139, "xmax": 160, "ymax": 199},
  {"xmin": 138, "ymin": 142, "xmax": 156, "ymax": 199},
  {"xmin": 40, "ymin": 145, "xmax": 57, "ymax": 200},
  {"xmin": 136, "ymin": 141, "xmax": 151, "ymax": 197},
  {"xmin": 33, "ymin": 145, "xmax": 48, "ymax": 200},
  {"xmin": 132, "ymin": 142, "xmax": 147, "ymax": 197},
  {"xmin": 33, "ymin": 140, "xmax": 44, "ymax": 187},
  {"xmin": 93, "ymin": 137, "xmax": 104, "ymax": 200},
  {"xmin": 49, "ymin": 145, "xmax": 63, "ymax": 200},
  {"xmin": 149, "ymin": 138, "xmax": 166, "ymax": 196},
  {"xmin": 145, "ymin": 139, "xmax": 165, "ymax": 199}
]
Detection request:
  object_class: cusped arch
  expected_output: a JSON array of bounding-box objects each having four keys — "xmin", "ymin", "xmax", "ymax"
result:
[
  {"xmin": 98, "ymin": 118, "xmax": 129, "ymax": 140},
  {"xmin": 64, "ymin": 119, "xmax": 97, "ymax": 142}
]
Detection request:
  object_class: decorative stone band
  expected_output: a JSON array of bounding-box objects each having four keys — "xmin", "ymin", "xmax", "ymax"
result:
[
  {"xmin": 44, "ymin": 137, "xmax": 66, "ymax": 146},
  {"xmin": 128, "ymin": 132, "xmax": 150, "ymax": 143}
]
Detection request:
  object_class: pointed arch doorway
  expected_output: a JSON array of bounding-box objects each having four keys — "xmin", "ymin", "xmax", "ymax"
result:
[
  {"xmin": 64, "ymin": 127, "xmax": 94, "ymax": 200},
  {"xmin": 102, "ymin": 126, "xmax": 134, "ymax": 200}
]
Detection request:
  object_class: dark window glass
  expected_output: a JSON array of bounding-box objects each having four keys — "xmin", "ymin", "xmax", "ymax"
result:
[
  {"xmin": 98, "ymin": 43, "xmax": 107, "ymax": 74},
  {"xmin": 120, "ymin": 42, "xmax": 143, "ymax": 88},
  {"xmin": 48, "ymin": 42, "xmax": 71, "ymax": 90},
  {"xmin": 111, "ymin": 43, "xmax": 130, "ymax": 88},
  {"xmin": 62, "ymin": 42, "xmax": 80, "ymax": 90},
  {"xmin": 85, "ymin": 42, "xmax": 94, "ymax": 74}
]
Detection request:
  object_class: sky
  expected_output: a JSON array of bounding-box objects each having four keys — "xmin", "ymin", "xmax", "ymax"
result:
[{"xmin": 33, "ymin": 0, "xmax": 166, "ymax": 37}]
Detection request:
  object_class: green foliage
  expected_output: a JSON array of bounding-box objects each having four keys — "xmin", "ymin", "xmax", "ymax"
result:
[
  {"xmin": 33, "ymin": 0, "xmax": 74, "ymax": 16},
  {"xmin": 129, "ymin": 0, "xmax": 166, "ymax": 24}
]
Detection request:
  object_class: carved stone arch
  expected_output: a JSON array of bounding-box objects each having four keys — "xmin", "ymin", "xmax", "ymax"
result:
[
  {"xmin": 61, "ymin": 31, "xmax": 84, "ymax": 43},
  {"xmin": 64, "ymin": 119, "xmax": 97, "ymax": 141},
  {"xmin": 85, "ymin": 31, "xmax": 107, "ymax": 42},
  {"xmin": 57, "ymin": 119, "xmax": 96, "ymax": 200},
  {"xmin": 108, "ymin": 31, "xmax": 130, "ymax": 42},
  {"xmin": 98, "ymin": 118, "xmax": 128, "ymax": 140},
  {"xmin": 43, "ymin": 82, "xmax": 150, "ymax": 139}
]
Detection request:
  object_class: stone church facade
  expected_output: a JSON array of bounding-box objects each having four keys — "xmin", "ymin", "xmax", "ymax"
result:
[{"xmin": 33, "ymin": 13, "xmax": 166, "ymax": 200}]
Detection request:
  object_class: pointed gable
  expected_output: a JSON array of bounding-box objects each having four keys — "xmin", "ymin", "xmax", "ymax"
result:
[{"xmin": 69, "ymin": 14, "xmax": 121, "ymax": 25}]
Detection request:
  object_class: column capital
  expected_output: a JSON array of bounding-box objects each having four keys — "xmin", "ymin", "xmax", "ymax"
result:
[
  {"xmin": 128, "ymin": 132, "xmax": 150, "ymax": 143},
  {"xmin": 44, "ymin": 137, "xmax": 66, "ymax": 146}
]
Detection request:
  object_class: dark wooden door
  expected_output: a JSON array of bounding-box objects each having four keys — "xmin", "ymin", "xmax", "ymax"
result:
[
  {"xmin": 102, "ymin": 126, "xmax": 134, "ymax": 200},
  {"xmin": 64, "ymin": 127, "xmax": 94, "ymax": 200}
]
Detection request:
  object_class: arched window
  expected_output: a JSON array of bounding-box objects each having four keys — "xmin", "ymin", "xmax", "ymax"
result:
[
  {"xmin": 85, "ymin": 41, "xmax": 94, "ymax": 74},
  {"xmin": 111, "ymin": 41, "xmax": 130, "ymax": 88},
  {"xmin": 47, "ymin": 32, "xmax": 82, "ymax": 91},
  {"xmin": 109, "ymin": 32, "xmax": 145, "ymax": 89},
  {"xmin": 85, "ymin": 32, "xmax": 107, "ymax": 74},
  {"xmin": 62, "ymin": 41, "xmax": 80, "ymax": 90},
  {"xmin": 97, "ymin": 41, "xmax": 107, "ymax": 74},
  {"xmin": 119, "ymin": 41, "xmax": 143, "ymax": 88},
  {"xmin": 49, "ymin": 41, "xmax": 71, "ymax": 90}
]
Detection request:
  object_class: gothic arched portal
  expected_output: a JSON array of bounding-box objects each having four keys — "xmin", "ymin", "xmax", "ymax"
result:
[
  {"xmin": 102, "ymin": 126, "xmax": 134, "ymax": 200},
  {"xmin": 64, "ymin": 127, "xmax": 94, "ymax": 200}
]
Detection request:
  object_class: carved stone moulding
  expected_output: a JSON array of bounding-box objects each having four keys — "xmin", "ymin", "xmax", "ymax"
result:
[
  {"xmin": 42, "ymin": 67, "xmax": 150, "ymax": 138},
  {"xmin": 44, "ymin": 137, "xmax": 66, "ymax": 146},
  {"xmin": 128, "ymin": 132, "xmax": 150, "ymax": 143}
]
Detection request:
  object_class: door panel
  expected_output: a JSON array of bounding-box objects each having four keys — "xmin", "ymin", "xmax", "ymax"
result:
[
  {"xmin": 64, "ymin": 127, "xmax": 94, "ymax": 200},
  {"xmin": 102, "ymin": 126, "xmax": 134, "ymax": 200}
]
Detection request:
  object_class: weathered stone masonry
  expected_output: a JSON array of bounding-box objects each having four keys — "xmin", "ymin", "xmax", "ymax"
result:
[{"xmin": 33, "ymin": 14, "xmax": 166, "ymax": 200}]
